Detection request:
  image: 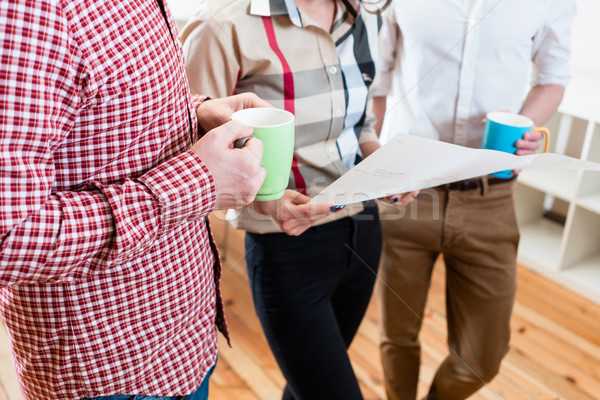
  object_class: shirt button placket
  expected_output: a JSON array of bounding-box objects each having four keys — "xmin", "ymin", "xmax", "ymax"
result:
[{"xmin": 454, "ymin": 0, "xmax": 484, "ymax": 146}]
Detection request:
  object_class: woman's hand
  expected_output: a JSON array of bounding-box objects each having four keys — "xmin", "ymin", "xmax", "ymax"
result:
[
  {"xmin": 386, "ymin": 190, "xmax": 420, "ymax": 206},
  {"xmin": 253, "ymin": 190, "xmax": 335, "ymax": 236}
]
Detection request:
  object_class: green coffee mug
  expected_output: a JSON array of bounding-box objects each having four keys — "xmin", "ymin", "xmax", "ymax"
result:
[{"xmin": 231, "ymin": 108, "xmax": 295, "ymax": 201}]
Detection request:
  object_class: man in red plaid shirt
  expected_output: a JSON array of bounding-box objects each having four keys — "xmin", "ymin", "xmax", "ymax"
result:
[{"xmin": 0, "ymin": 1, "xmax": 273, "ymax": 399}]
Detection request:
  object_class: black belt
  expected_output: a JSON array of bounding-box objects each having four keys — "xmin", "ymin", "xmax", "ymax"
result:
[{"xmin": 441, "ymin": 175, "xmax": 517, "ymax": 191}]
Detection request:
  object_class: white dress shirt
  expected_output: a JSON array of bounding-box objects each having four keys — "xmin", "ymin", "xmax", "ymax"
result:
[{"xmin": 373, "ymin": 0, "xmax": 576, "ymax": 148}]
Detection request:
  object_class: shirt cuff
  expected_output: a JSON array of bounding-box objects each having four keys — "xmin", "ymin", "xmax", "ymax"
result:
[
  {"xmin": 359, "ymin": 129, "xmax": 380, "ymax": 145},
  {"xmin": 530, "ymin": 73, "xmax": 571, "ymax": 89},
  {"xmin": 191, "ymin": 94, "xmax": 210, "ymax": 110},
  {"xmin": 138, "ymin": 150, "xmax": 216, "ymax": 233},
  {"xmin": 370, "ymin": 71, "xmax": 393, "ymax": 97}
]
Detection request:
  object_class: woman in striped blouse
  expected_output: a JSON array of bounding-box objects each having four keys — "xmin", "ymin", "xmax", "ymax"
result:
[{"xmin": 182, "ymin": 0, "xmax": 391, "ymax": 398}]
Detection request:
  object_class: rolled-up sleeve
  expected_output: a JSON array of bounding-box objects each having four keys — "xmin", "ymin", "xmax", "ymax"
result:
[
  {"xmin": 531, "ymin": 0, "xmax": 577, "ymax": 87},
  {"xmin": 371, "ymin": 6, "xmax": 399, "ymax": 97}
]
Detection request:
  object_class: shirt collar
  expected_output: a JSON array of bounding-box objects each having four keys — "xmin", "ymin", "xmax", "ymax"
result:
[
  {"xmin": 250, "ymin": 0, "xmax": 357, "ymax": 30},
  {"xmin": 250, "ymin": 0, "xmax": 302, "ymax": 27}
]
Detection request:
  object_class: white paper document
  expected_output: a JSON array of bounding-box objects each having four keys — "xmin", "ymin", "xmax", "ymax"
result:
[{"xmin": 310, "ymin": 134, "xmax": 600, "ymax": 206}]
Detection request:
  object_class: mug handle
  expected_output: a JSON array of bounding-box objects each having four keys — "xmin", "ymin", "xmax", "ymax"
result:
[{"xmin": 532, "ymin": 127, "xmax": 550, "ymax": 153}]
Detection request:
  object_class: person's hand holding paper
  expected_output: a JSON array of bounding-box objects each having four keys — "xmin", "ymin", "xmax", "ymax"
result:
[{"xmin": 310, "ymin": 134, "xmax": 600, "ymax": 206}]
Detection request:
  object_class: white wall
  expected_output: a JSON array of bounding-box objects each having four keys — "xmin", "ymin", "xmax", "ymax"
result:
[
  {"xmin": 570, "ymin": 0, "xmax": 600, "ymax": 76},
  {"xmin": 168, "ymin": 0, "xmax": 599, "ymax": 77},
  {"xmin": 168, "ymin": 0, "xmax": 201, "ymax": 29}
]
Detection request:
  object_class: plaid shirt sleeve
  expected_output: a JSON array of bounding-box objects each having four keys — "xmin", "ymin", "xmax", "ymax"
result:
[
  {"xmin": 0, "ymin": 2, "xmax": 216, "ymax": 286},
  {"xmin": 190, "ymin": 94, "xmax": 210, "ymax": 110}
]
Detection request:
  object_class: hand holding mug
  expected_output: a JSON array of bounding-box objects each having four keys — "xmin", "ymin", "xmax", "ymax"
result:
[
  {"xmin": 196, "ymin": 93, "xmax": 273, "ymax": 133},
  {"xmin": 515, "ymin": 130, "xmax": 547, "ymax": 156},
  {"xmin": 192, "ymin": 120, "xmax": 266, "ymax": 210},
  {"xmin": 482, "ymin": 111, "xmax": 550, "ymax": 178},
  {"xmin": 231, "ymin": 107, "xmax": 295, "ymax": 201}
]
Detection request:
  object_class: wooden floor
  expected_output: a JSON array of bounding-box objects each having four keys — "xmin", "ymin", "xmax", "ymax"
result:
[{"xmin": 1, "ymin": 212, "xmax": 599, "ymax": 400}]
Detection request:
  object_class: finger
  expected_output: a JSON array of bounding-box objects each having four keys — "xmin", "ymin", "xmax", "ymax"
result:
[
  {"xmin": 287, "ymin": 220, "xmax": 316, "ymax": 236},
  {"xmin": 287, "ymin": 192, "xmax": 334, "ymax": 215},
  {"xmin": 515, "ymin": 139, "xmax": 539, "ymax": 150},
  {"xmin": 395, "ymin": 196, "xmax": 413, "ymax": 206},
  {"xmin": 397, "ymin": 193, "xmax": 411, "ymax": 201},
  {"xmin": 241, "ymin": 93, "xmax": 274, "ymax": 109},
  {"xmin": 255, "ymin": 167, "xmax": 267, "ymax": 189},
  {"xmin": 299, "ymin": 203, "xmax": 333, "ymax": 219},
  {"xmin": 219, "ymin": 120, "xmax": 255, "ymax": 143},
  {"xmin": 241, "ymin": 136, "xmax": 264, "ymax": 161},
  {"xmin": 285, "ymin": 203, "xmax": 332, "ymax": 221},
  {"xmin": 515, "ymin": 149, "xmax": 536, "ymax": 156},
  {"xmin": 392, "ymin": 191, "xmax": 419, "ymax": 206},
  {"xmin": 286, "ymin": 226, "xmax": 308, "ymax": 237},
  {"xmin": 288, "ymin": 191, "xmax": 312, "ymax": 205},
  {"xmin": 523, "ymin": 130, "xmax": 544, "ymax": 141}
]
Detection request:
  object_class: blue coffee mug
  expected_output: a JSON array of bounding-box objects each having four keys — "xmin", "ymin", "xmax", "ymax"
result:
[{"xmin": 482, "ymin": 112, "xmax": 550, "ymax": 178}]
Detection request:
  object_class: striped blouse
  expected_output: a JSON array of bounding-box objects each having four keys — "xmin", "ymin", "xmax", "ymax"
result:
[{"xmin": 182, "ymin": 0, "xmax": 381, "ymax": 233}]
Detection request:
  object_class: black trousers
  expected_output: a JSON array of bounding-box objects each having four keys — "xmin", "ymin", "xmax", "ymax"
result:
[{"xmin": 245, "ymin": 202, "xmax": 382, "ymax": 400}]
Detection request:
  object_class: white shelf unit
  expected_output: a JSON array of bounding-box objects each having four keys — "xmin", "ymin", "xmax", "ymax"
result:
[{"xmin": 515, "ymin": 72, "xmax": 600, "ymax": 304}]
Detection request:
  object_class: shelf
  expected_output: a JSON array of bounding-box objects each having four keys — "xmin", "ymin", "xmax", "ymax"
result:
[
  {"xmin": 517, "ymin": 168, "xmax": 580, "ymax": 201},
  {"xmin": 516, "ymin": 74, "xmax": 600, "ymax": 305},
  {"xmin": 561, "ymin": 253, "xmax": 600, "ymax": 305},
  {"xmin": 517, "ymin": 218, "xmax": 564, "ymax": 272},
  {"xmin": 577, "ymin": 192, "xmax": 600, "ymax": 214}
]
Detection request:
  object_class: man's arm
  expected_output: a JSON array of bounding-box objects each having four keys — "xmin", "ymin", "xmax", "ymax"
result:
[
  {"xmin": 372, "ymin": 96, "xmax": 388, "ymax": 138},
  {"xmin": 360, "ymin": 4, "xmax": 399, "ymax": 157},
  {"xmin": 515, "ymin": 84, "xmax": 565, "ymax": 155},
  {"xmin": 370, "ymin": 4, "xmax": 400, "ymax": 137},
  {"xmin": 516, "ymin": 0, "xmax": 575, "ymax": 156},
  {"xmin": 520, "ymin": 84, "xmax": 565, "ymax": 127},
  {"xmin": 0, "ymin": 4, "xmax": 264, "ymax": 286}
]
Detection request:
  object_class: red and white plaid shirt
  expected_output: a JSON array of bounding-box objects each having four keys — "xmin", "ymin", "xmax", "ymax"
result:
[{"xmin": 0, "ymin": 1, "xmax": 227, "ymax": 399}]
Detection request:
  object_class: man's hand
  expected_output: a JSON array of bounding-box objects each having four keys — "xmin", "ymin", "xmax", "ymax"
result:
[
  {"xmin": 192, "ymin": 120, "xmax": 266, "ymax": 210},
  {"xmin": 515, "ymin": 130, "xmax": 544, "ymax": 156},
  {"xmin": 196, "ymin": 93, "xmax": 273, "ymax": 133},
  {"xmin": 252, "ymin": 190, "xmax": 334, "ymax": 236},
  {"xmin": 482, "ymin": 109, "xmax": 543, "ymax": 175}
]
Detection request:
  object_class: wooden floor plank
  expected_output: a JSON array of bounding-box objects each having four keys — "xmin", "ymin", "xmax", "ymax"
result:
[
  {"xmin": 0, "ymin": 214, "xmax": 598, "ymax": 400},
  {"xmin": 515, "ymin": 267, "xmax": 600, "ymax": 348},
  {"xmin": 0, "ymin": 327, "xmax": 22, "ymax": 400},
  {"xmin": 509, "ymin": 318, "xmax": 600, "ymax": 395},
  {"xmin": 209, "ymin": 356, "xmax": 247, "ymax": 388},
  {"xmin": 509, "ymin": 314, "xmax": 600, "ymax": 380},
  {"xmin": 209, "ymin": 385, "xmax": 260, "ymax": 400},
  {"xmin": 513, "ymin": 301, "xmax": 600, "ymax": 362},
  {"xmin": 215, "ymin": 334, "xmax": 282, "ymax": 400}
]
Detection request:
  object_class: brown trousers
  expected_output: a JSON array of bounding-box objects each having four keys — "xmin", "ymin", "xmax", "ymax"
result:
[{"xmin": 377, "ymin": 180, "xmax": 519, "ymax": 400}]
